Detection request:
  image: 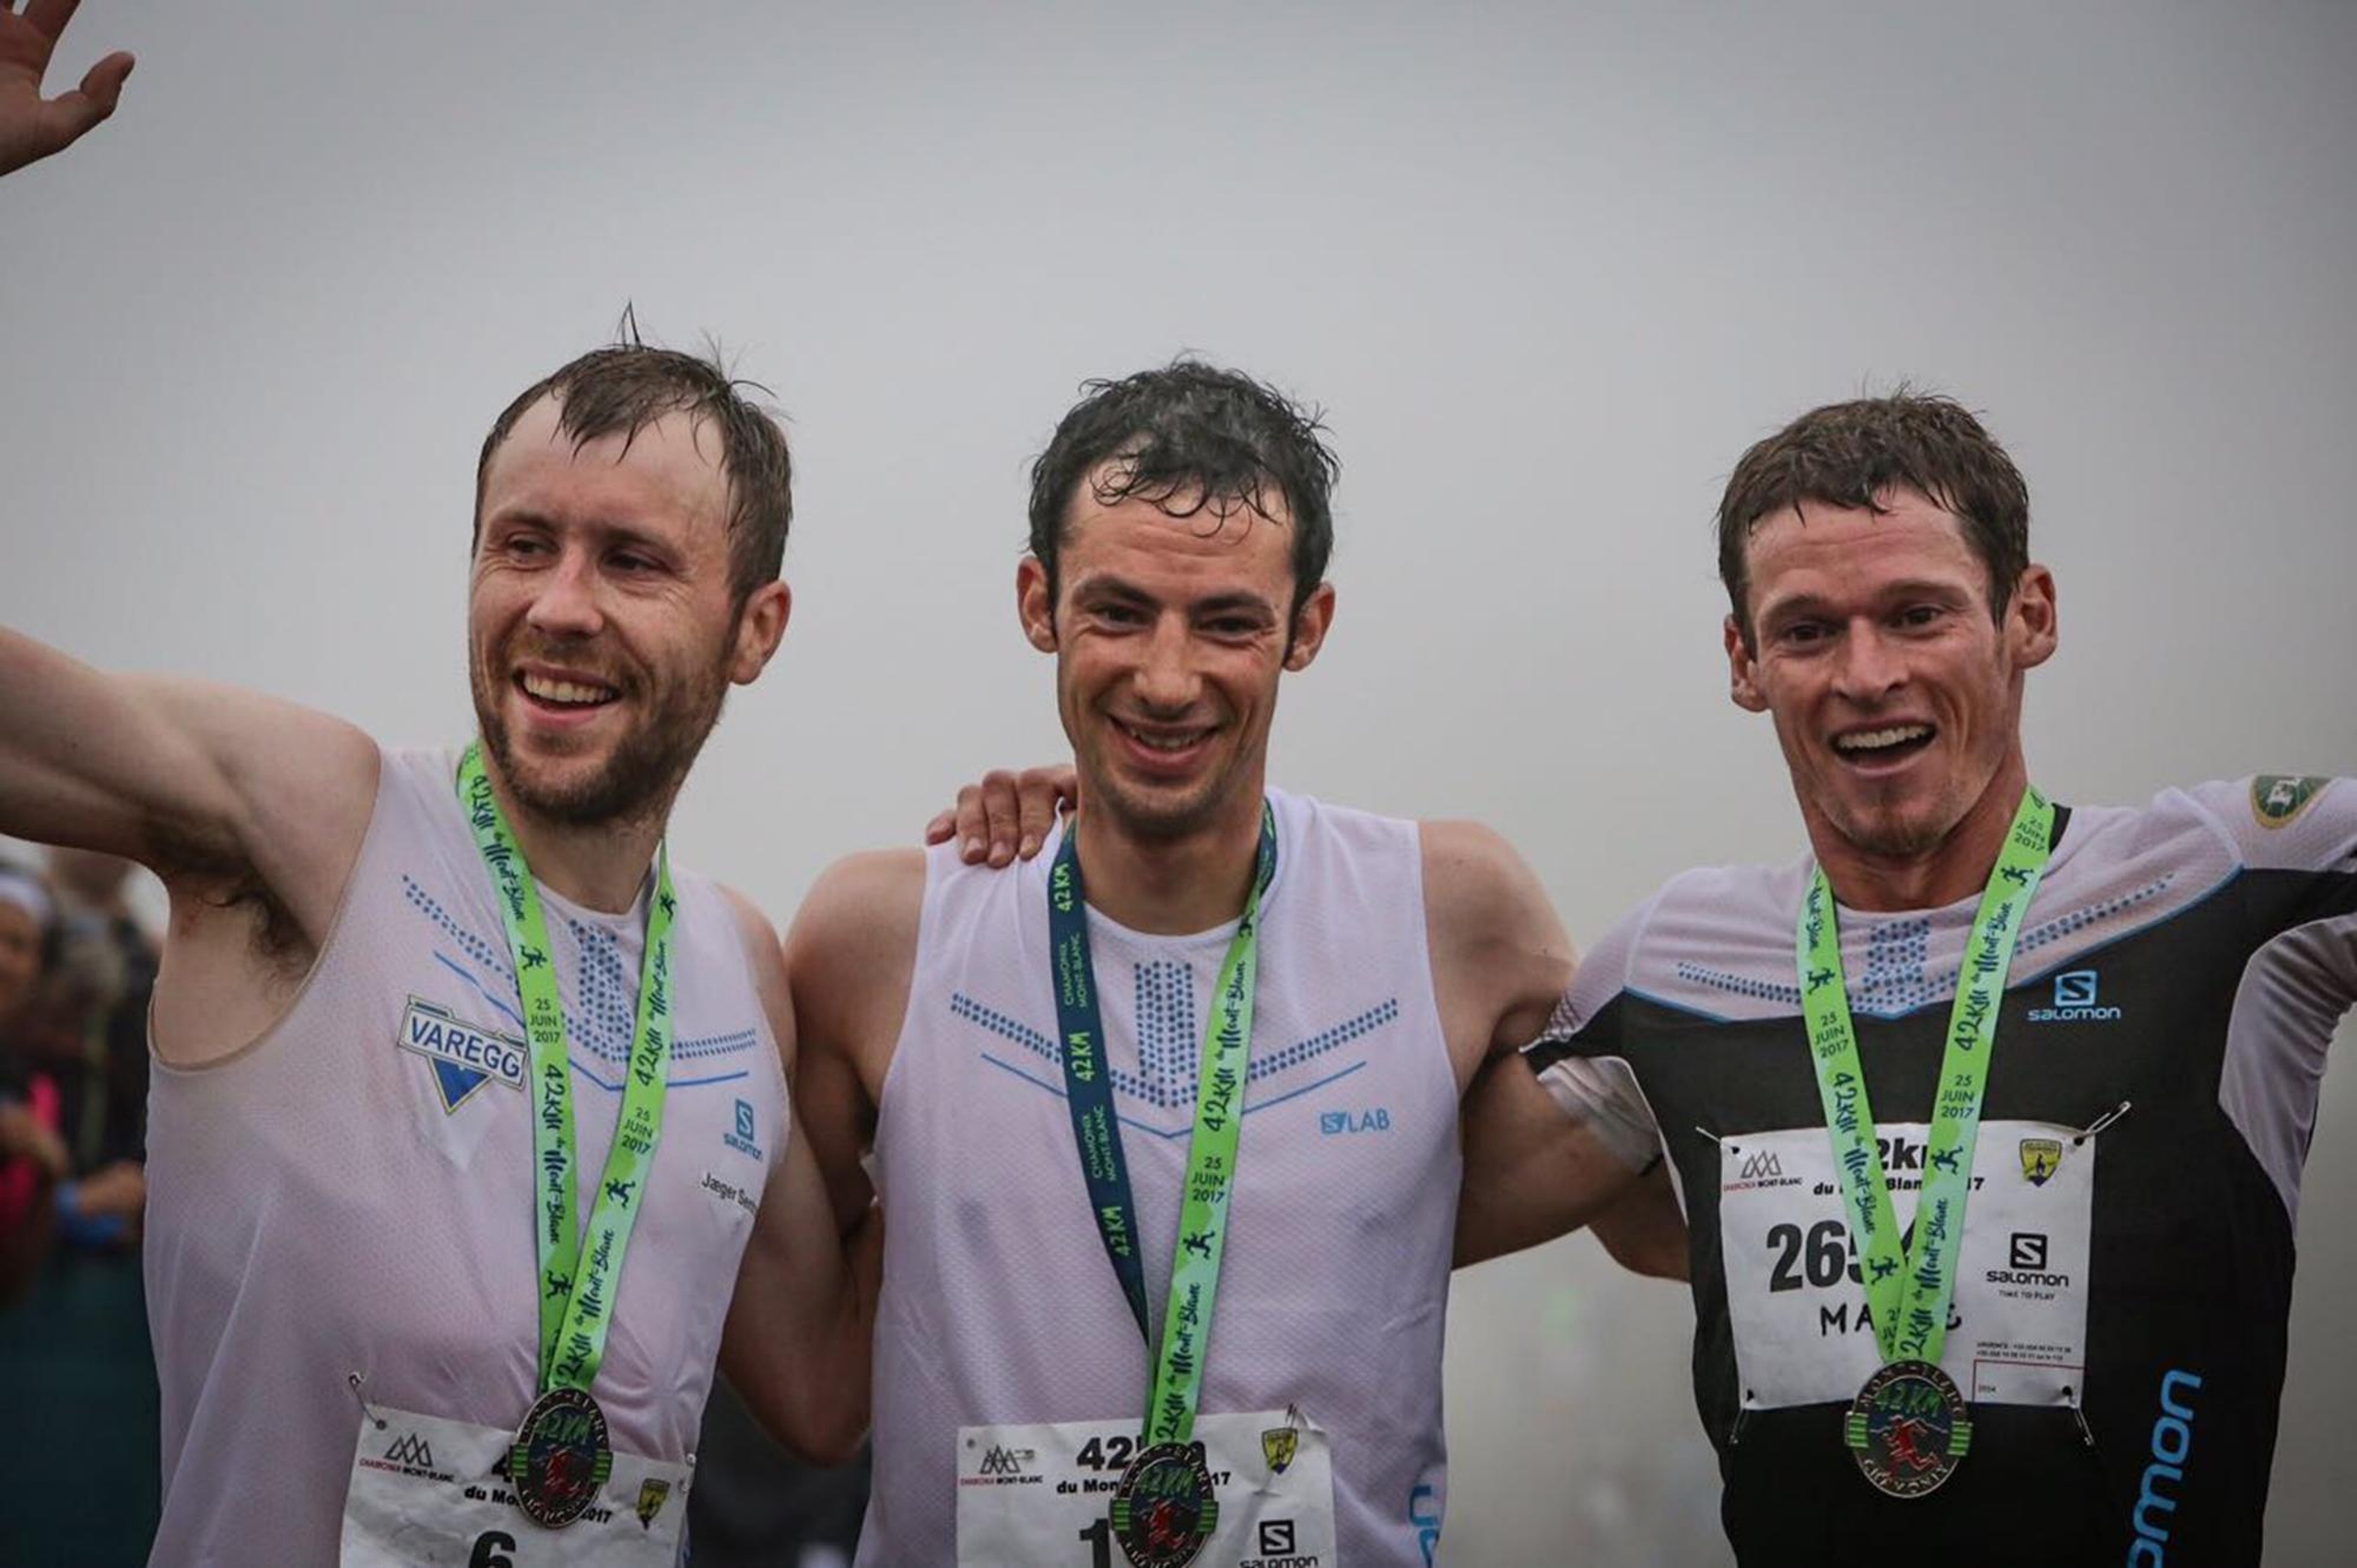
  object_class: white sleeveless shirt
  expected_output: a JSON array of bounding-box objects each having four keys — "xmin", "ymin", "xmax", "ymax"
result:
[
  {"xmin": 859, "ymin": 790, "xmax": 1461, "ymax": 1566},
  {"xmin": 143, "ymin": 747, "xmax": 789, "ymax": 1566}
]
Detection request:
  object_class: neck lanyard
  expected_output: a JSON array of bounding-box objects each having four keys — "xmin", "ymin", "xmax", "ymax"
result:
[
  {"xmin": 458, "ymin": 743, "xmax": 676, "ymax": 1394},
  {"xmin": 1048, "ymin": 804, "xmax": 1276, "ymax": 1446},
  {"xmin": 1798, "ymin": 785, "xmax": 2056, "ymax": 1368}
]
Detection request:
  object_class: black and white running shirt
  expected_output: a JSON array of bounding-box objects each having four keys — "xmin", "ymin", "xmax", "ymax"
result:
[{"xmin": 1530, "ymin": 777, "xmax": 2356, "ymax": 1567}]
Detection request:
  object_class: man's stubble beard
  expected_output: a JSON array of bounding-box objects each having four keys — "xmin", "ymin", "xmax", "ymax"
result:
[{"xmin": 470, "ymin": 638, "xmax": 733, "ymax": 830}]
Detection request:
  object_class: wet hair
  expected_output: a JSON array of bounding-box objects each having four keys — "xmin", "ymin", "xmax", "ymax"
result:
[
  {"xmin": 1026, "ymin": 359, "xmax": 1339, "ymax": 621},
  {"xmin": 474, "ymin": 338, "xmax": 792, "ymax": 606},
  {"xmin": 1717, "ymin": 391, "xmax": 2030, "ymax": 649}
]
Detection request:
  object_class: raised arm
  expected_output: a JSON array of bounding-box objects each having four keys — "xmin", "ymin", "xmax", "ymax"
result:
[
  {"xmin": 1422, "ymin": 820, "xmax": 1688, "ymax": 1276},
  {"xmin": 4, "ymin": 7, "xmax": 376, "ymax": 1042},
  {"xmin": 0, "ymin": 633, "xmax": 376, "ymax": 966}
]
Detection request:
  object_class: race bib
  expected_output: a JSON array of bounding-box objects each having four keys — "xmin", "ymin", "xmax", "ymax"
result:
[
  {"xmin": 1718, "ymin": 1118, "xmax": 2093, "ymax": 1411},
  {"xmin": 340, "ymin": 1405, "xmax": 690, "ymax": 1567},
  {"xmin": 956, "ymin": 1409, "xmax": 1336, "ymax": 1568}
]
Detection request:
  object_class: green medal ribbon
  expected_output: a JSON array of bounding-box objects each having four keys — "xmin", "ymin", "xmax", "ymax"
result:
[
  {"xmin": 457, "ymin": 743, "xmax": 677, "ymax": 1394},
  {"xmin": 1049, "ymin": 804, "xmax": 1276, "ymax": 1447},
  {"xmin": 1798, "ymin": 785, "xmax": 2056, "ymax": 1369}
]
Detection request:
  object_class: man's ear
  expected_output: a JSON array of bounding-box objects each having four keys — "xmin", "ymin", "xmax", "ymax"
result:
[
  {"xmin": 729, "ymin": 580, "xmax": 792, "ymax": 685},
  {"xmin": 1725, "ymin": 613, "xmax": 1768, "ymax": 712},
  {"xmin": 2009, "ymin": 564, "xmax": 2058, "ymax": 672},
  {"xmin": 1283, "ymin": 581, "xmax": 1337, "ymax": 671},
  {"xmin": 1016, "ymin": 556, "xmax": 1057, "ymax": 653}
]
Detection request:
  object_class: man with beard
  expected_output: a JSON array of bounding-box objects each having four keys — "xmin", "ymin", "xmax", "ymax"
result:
[
  {"xmin": 1497, "ymin": 393, "xmax": 2357, "ymax": 1564},
  {"xmin": 788, "ymin": 361, "xmax": 1680, "ymax": 1568},
  {"xmin": 0, "ymin": 12, "xmax": 874, "ymax": 1562}
]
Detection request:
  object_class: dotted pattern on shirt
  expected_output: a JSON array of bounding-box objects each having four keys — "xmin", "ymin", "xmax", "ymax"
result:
[
  {"xmin": 1675, "ymin": 873, "xmax": 2177, "ymax": 1016},
  {"xmin": 951, "ymin": 981, "xmax": 1401, "ymax": 1109},
  {"xmin": 403, "ymin": 875, "xmax": 511, "ymax": 985},
  {"xmin": 1134, "ymin": 960, "xmax": 1199, "ymax": 1106},
  {"xmin": 405, "ymin": 874, "xmax": 693, "ymax": 1067}
]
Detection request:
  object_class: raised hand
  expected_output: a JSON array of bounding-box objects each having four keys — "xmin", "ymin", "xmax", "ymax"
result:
[{"xmin": 0, "ymin": 0, "xmax": 134, "ymax": 177}]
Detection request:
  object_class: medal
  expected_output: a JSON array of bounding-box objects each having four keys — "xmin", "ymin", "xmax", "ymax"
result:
[
  {"xmin": 1796, "ymin": 786, "xmax": 2057, "ymax": 1497},
  {"xmin": 1109, "ymin": 1441, "xmax": 1219, "ymax": 1568},
  {"xmin": 1050, "ymin": 805, "xmax": 1278, "ymax": 1560},
  {"xmin": 1845, "ymin": 1360, "xmax": 1971, "ymax": 1498},
  {"xmin": 509, "ymin": 1387, "xmax": 615, "ymax": 1528},
  {"xmin": 458, "ymin": 745, "xmax": 678, "ymax": 1531}
]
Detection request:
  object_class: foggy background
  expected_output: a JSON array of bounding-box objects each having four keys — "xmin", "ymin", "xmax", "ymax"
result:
[{"xmin": 5, "ymin": 2, "xmax": 2353, "ymax": 1562}]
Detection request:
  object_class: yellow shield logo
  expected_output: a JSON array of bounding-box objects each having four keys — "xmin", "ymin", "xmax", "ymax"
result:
[
  {"xmin": 2251, "ymin": 775, "xmax": 2329, "ymax": 829},
  {"xmin": 635, "ymin": 1478, "xmax": 671, "ymax": 1529},
  {"xmin": 2020, "ymin": 1138, "xmax": 2063, "ymax": 1188},
  {"xmin": 1261, "ymin": 1426, "xmax": 1299, "ymax": 1475}
]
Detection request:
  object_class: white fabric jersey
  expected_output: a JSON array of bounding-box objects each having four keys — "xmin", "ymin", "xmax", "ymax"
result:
[
  {"xmin": 858, "ymin": 790, "xmax": 1461, "ymax": 1567},
  {"xmin": 143, "ymin": 747, "xmax": 789, "ymax": 1566}
]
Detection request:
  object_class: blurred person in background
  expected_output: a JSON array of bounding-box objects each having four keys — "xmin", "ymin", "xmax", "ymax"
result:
[
  {"xmin": 690, "ymin": 1385, "xmax": 870, "ymax": 1568},
  {"xmin": 0, "ymin": 861, "xmax": 68, "ymax": 1305},
  {"xmin": 48, "ymin": 846, "xmax": 160, "ymax": 1168},
  {"xmin": 0, "ymin": 850, "xmax": 159, "ymax": 1564}
]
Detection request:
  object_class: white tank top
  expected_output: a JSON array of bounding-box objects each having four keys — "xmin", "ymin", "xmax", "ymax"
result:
[
  {"xmin": 143, "ymin": 747, "xmax": 789, "ymax": 1566},
  {"xmin": 859, "ymin": 790, "xmax": 1460, "ymax": 1566}
]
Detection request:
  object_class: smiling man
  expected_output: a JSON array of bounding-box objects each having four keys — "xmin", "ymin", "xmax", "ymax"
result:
[
  {"xmin": 0, "ymin": 17, "xmax": 874, "ymax": 1561},
  {"xmin": 789, "ymin": 361, "xmax": 1673, "ymax": 1567},
  {"xmin": 1506, "ymin": 393, "xmax": 2357, "ymax": 1564}
]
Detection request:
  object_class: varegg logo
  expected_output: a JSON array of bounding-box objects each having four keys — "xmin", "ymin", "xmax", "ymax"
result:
[
  {"xmin": 2027, "ymin": 969, "xmax": 2122, "ymax": 1024},
  {"xmin": 397, "ymin": 998, "xmax": 528, "ymax": 1113},
  {"xmin": 724, "ymin": 1098, "xmax": 763, "ymax": 1161}
]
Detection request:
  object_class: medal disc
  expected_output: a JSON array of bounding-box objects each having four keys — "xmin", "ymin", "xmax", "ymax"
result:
[
  {"xmin": 1108, "ymin": 1440, "xmax": 1219, "ymax": 1568},
  {"xmin": 1845, "ymin": 1360, "xmax": 1972, "ymax": 1499},
  {"xmin": 510, "ymin": 1387, "xmax": 615, "ymax": 1528}
]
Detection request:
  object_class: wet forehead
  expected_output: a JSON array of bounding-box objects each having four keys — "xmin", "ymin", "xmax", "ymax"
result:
[
  {"xmin": 480, "ymin": 397, "xmax": 733, "ymax": 546},
  {"xmin": 1745, "ymin": 491, "xmax": 1987, "ymax": 614},
  {"xmin": 1060, "ymin": 487, "xmax": 1296, "ymax": 603}
]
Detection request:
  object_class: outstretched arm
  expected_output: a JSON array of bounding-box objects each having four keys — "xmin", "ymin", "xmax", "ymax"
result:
[
  {"xmin": 0, "ymin": 632, "xmax": 376, "ymax": 967},
  {"xmin": 1, "ymin": 0, "xmax": 134, "ymax": 177},
  {"xmin": 3, "ymin": 4, "xmax": 375, "ymax": 998}
]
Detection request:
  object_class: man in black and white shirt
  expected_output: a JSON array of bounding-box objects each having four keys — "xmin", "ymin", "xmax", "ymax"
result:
[{"xmin": 1464, "ymin": 392, "xmax": 2356, "ymax": 1565}]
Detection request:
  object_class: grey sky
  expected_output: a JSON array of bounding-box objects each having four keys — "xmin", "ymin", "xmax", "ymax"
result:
[{"xmin": 4, "ymin": 3, "xmax": 2353, "ymax": 1561}]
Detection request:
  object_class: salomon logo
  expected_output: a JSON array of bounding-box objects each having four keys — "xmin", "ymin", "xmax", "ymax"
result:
[
  {"xmin": 2028, "ymin": 969, "xmax": 2123, "ymax": 1024},
  {"xmin": 2126, "ymin": 1369, "xmax": 2201, "ymax": 1564}
]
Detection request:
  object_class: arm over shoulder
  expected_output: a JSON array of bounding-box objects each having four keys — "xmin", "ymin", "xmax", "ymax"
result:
[{"xmin": 1420, "ymin": 818, "xmax": 1577, "ymax": 1091}]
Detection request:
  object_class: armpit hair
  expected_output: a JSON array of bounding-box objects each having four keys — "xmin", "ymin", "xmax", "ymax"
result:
[{"xmin": 143, "ymin": 813, "xmax": 311, "ymax": 975}]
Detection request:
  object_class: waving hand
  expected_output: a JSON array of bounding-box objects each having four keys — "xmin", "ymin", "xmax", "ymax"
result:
[{"xmin": 0, "ymin": 0, "xmax": 133, "ymax": 177}]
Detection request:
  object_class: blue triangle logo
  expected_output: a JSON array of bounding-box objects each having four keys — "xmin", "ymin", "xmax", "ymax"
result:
[{"xmin": 431, "ymin": 1058, "xmax": 493, "ymax": 1114}]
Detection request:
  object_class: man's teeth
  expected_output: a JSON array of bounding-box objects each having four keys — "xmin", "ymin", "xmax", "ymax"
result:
[
  {"xmin": 1835, "ymin": 725, "xmax": 1931, "ymax": 754},
  {"xmin": 1123, "ymin": 724, "xmax": 1204, "ymax": 753},
  {"xmin": 522, "ymin": 673, "xmax": 616, "ymax": 706}
]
